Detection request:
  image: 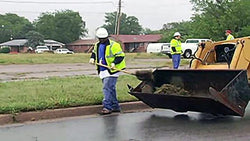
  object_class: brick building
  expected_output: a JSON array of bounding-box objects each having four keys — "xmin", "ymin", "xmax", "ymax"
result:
[
  {"xmin": 67, "ymin": 34, "xmax": 162, "ymax": 53},
  {"xmin": 110, "ymin": 34, "xmax": 162, "ymax": 52},
  {"xmin": 0, "ymin": 39, "xmax": 64, "ymax": 53},
  {"xmin": 67, "ymin": 39, "xmax": 98, "ymax": 53}
]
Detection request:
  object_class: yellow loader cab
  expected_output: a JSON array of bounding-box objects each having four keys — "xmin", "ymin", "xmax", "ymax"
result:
[
  {"xmin": 128, "ymin": 36, "xmax": 250, "ymax": 117},
  {"xmin": 191, "ymin": 36, "xmax": 250, "ymax": 80}
]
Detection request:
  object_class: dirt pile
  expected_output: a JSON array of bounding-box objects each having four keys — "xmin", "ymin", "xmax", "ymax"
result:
[{"xmin": 154, "ymin": 84, "xmax": 190, "ymax": 95}]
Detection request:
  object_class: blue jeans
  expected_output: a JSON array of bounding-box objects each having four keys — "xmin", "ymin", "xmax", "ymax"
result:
[
  {"xmin": 172, "ymin": 54, "xmax": 181, "ymax": 69},
  {"xmin": 102, "ymin": 77, "xmax": 120, "ymax": 111}
]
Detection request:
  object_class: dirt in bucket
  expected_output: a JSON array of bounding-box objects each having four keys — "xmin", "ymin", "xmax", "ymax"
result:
[{"xmin": 154, "ymin": 84, "xmax": 190, "ymax": 95}]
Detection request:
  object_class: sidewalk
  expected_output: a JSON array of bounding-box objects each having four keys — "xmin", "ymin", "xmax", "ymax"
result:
[{"xmin": 0, "ymin": 101, "xmax": 151, "ymax": 125}]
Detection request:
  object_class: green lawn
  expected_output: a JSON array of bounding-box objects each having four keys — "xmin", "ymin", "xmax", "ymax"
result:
[
  {"xmin": 0, "ymin": 53, "xmax": 169, "ymax": 65},
  {"xmin": 0, "ymin": 53, "xmax": 90, "ymax": 64},
  {"xmin": 0, "ymin": 75, "xmax": 140, "ymax": 114}
]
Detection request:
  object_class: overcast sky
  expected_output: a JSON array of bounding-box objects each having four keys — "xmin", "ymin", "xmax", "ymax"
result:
[{"xmin": 0, "ymin": 0, "xmax": 194, "ymax": 38}]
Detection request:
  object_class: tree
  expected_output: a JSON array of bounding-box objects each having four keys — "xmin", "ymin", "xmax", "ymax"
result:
[
  {"xmin": 34, "ymin": 10, "xmax": 87, "ymax": 44},
  {"xmin": 158, "ymin": 21, "xmax": 194, "ymax": 42},
  {"xmin": 190, "ymin": 0, "xmax": 250, "ymax": 40},
  {"xmin": 141, "ymin": 28, "xmax": 154, "ymax": 35},
  {"xmin": 103, "ymin": 12, "xmax": 143, "ymax": 35},
  {"xmin": 25, "ymin": 31, "xmax": 44, "ymax": 48},
  {"xmin": 34, "ymin": 13, "xmax": 55, "ymax": 41},
  {"xmin": 158, "ymin": 0, "xmax": 250, "ymax": 42},
  {"xmin": 0, "ymin": 13, "xmax": 33, "ymax": 43},
  {"xmin": 238, "ymin": 26, "xmax": 250, "ymax": 37}
]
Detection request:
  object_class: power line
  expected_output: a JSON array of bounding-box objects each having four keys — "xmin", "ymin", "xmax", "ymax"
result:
[
  {"xmin": 0, "ymin": 0, "xmax": 114, "ymax": 5},
  {"xmin": 0, "ymin": 10, "xmax": 107, "ymax": 15}
]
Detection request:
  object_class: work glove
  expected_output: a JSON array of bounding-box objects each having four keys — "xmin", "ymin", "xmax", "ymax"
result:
[
  {"xmin": 89, "ymin": 58, "xmax": 95, "ymax": 65},
  {"xmin": 110, "ymin": 63, "xmax": 116, "ymax": 70}
]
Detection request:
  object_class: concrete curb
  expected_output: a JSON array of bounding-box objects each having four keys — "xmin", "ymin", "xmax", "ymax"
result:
[{"xmin": 0, "ymin": 101, "xmax": 151, "ymax": 125}]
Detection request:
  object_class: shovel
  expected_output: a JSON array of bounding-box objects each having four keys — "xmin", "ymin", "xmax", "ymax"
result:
[{"xmin": 95, "ymin": 62, "xmax": 153, "ymax": 81}]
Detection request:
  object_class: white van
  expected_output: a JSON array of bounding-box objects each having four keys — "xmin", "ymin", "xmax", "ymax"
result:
[
  {"xmin": 146, "ymin": 43, "xmax": 164, "ymax": 53},
  {"xmin": 147, "ymin": 43, "xmax": 171, "ymax": 53}
]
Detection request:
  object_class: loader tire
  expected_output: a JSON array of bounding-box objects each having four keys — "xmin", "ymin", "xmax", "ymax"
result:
[{"xmin": 183, "ymin": 50, "xmax": 192, "ymax": 58}]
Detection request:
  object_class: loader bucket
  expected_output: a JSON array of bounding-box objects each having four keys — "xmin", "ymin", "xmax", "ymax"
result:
[{"xmin": 128, "ymin": 69, "xmax": 250, "ymax": 117}]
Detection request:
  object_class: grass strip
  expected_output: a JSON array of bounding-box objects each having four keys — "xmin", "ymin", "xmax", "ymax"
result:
[
  {"xmin": 0, "ymin": 53, "xmax": 169, "ymax": 65},
  {"xmin": 0, "ymin": 75, "xmax": 140, "ymax": 114}
]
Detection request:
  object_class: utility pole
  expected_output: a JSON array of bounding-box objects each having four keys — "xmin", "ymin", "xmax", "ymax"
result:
[{"xmin": 115, "ymin": 0, "xmax": 121, "ymax": 35}]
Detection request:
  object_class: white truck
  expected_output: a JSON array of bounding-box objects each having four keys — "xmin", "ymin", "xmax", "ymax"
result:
[
  {"xmin": 163, "ymin": 39, "xmax": 210, "ymax": 58},
  {"xmin": 182, "ymin": 39, "xmax": 210, "ymax": 58}
]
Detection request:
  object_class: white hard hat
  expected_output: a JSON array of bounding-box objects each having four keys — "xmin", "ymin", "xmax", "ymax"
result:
[
  {"xmin": 96, "ymin": 27, "xmax": 108, "ymax": 38},
  {"xmin": 174, "ymin": 32, "xmax": 181, "ymax": 37}
]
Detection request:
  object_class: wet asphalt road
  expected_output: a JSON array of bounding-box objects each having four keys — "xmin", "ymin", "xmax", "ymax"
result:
[{"xmin": 1, "ymin": 106, "xmax": 250, "ymax": 141}]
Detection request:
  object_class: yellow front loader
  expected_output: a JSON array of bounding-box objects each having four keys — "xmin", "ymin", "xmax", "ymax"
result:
[
  {"xmin": 128, "ymin": 37, "xmax": 250, "ymax": 117},
  {"xmin": 191, "ymin": 36, "xmax": 250, "ymax": 79}
]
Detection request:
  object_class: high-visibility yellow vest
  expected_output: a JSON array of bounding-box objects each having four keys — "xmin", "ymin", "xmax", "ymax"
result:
[
  {"xmin": 226, "ymin": 34, "xmax": 234, "ymax": 40},
  {"xmin": 170, "ymin": 39, "xmax": 182, "ymax": 54},
  {"xmin": 93, "ymin": 39, "xmax": 126, "ymax": 73}
]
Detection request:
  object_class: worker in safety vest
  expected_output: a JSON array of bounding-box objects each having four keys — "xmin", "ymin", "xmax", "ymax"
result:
[
  {"xmin": 225, "ymin": 29, "xmax": 234, "ymax": 40},
  {"xmin": 170, "ymin": 32, "xmax": 182, "ymax": 69},
  {"xmin": 89, "ymin": 27, "xmax": 126, "ymax": 115}
]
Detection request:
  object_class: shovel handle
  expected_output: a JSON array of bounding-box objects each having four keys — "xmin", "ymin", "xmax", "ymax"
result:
[{"xmin": 95, "ymin": 62, "xmax": 133, "ymax": 75}]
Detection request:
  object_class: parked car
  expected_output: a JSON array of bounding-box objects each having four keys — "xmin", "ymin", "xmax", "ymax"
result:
[
  {"xmin": 54, "ymin": 48, "xmax": 74, "ymax": 54},
  {"xmin": 35, "ymin": 46, "xmax": 49, "ymax": 53}
]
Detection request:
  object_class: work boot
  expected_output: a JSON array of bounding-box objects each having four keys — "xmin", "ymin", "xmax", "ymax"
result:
[{"xmin": 99, "ymin": 108, "xmax": 112, "ymax": 115}]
